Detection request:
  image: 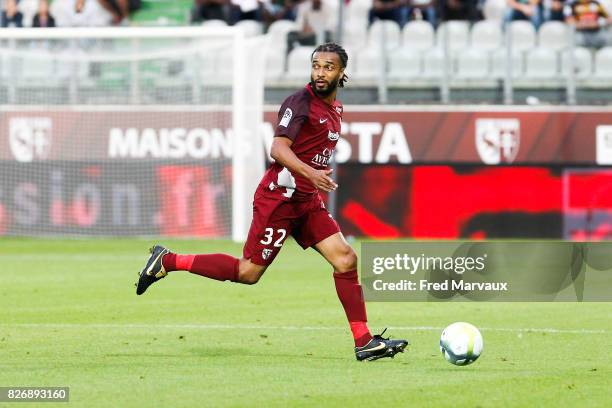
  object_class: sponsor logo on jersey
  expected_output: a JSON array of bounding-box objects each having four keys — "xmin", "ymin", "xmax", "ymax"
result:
[
  {"xmin": 9, "ymin": 117, "xmax": 52, "ymax": 162},
  {"xmin": 328, "ymin": 130, "xmax": 340, "ymax": 141},
  {"xmin": 262, "ymin": 248, "xmax": 273, "ymax": 260},
  {"xmin": 319, "ymin": 118, "xmax": 328, "ymax": 124},
  {"xmin": 475, "ymin": 119, "xmax": 520, "ymax": 164},
  {"xmin": 311, "ymin": 147, "xmax": 333, "ymax": 167},
  {"xmin": 279, "ymin": 108, "xmax": 293, "ymax": 127}
]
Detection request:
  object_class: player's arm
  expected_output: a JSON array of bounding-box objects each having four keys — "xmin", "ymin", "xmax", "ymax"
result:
[{"xmin": 270, "ymin": 137, "xmax": 338, "ymax": 192}]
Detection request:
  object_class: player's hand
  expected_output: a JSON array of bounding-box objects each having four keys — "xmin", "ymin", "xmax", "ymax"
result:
[{"xmin": 308, "ymin": 168, "xmax": 338, "ymax": 192}]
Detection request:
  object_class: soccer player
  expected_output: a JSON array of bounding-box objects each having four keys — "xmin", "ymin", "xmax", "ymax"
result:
[{"xmin": 136, "ymin": 43, "xmax": 408, "ymax": 361}]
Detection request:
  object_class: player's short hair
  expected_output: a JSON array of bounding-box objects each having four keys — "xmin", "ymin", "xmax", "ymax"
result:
[{"xmin": 311, "ymin": 43, "xmax": 349, "ymax": 88}]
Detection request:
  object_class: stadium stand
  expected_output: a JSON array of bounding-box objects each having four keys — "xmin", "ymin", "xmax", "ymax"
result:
[
  {"xmin": 538, "ymin": 20, "xmax": 570, "ymax": 51},
  {"xmin": 201, "ymin": 18, "xmax": 229, "ymax": 28},
  {"xmin": 234, "ymin": 18, "xmax": 264, "ymax": 35},
  {"xmin": 402, "ymin": 20, "xmax": 435, "ymax": 50},
  {"xmin": 389, "ymin": 47, "xmax": 422, "ymax": 78},
  {"xmin": 456, "ymin": 48, "xmax": 490, "ymax": 78},
  {"xmin": 341, "ymin": 23, "xmax": 367, "ymax": 52},
  {"xmin": 366, "ymin": 19, "xmax": 401, "ymax": 50},
  {"xmin": 509, "ymin": 20, "xmax": 537, "ymax": 51},
  {"xmin": 286, "ymin": 45, "xmax": 315, "ymax": 79},
  {"xmin": 422, "ymin": 47, "xmax": 445, "ymax": 78},
  {"xmin": 561, "ymin": 47, "xmax": 593, "ymax": 78},
  {"xmin": 436, "ymin": 21, "xmax": 470, "ymax": 52},
  {"xmin": 1, "ymin": 0, "xmax": 611, "ymax": 104},
  {"xmin": 130, "ymin": 0, "xmax": 192, "ymax": 25},
  {"xmin": 354, "ymin": 45, "xmax": 383, "ymax": 81},
  {"xmin": 525, "ymin": 47, "xmax": 558, "ymax": 78},
  {"xmin": 594, "ymin": 46, "xmax": 612, "ymax": 78},
  {"xmin": 491, "ymin": 47, "xmax": 524, "ymax": 78},
  {"xmin": 470, "ymin": 20, "xmax": 503, "ymax": 51}
]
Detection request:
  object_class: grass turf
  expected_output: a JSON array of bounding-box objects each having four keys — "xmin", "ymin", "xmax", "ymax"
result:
[{"xmin": 0, "ymin": 238, "xmax": 610, "ymax": 407}]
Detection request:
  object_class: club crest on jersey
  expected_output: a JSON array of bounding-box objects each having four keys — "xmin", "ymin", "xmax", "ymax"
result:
[
  {"xmin": 328, "ymin": 130, "xmax": 339, "ymax": 141},
  {"xmin": 279, "ymin": 108, "xmax": 293, "ymax": 127},
  {"xmin": 262, "ymin": 248, "xmax": 273, "ymax": 260}
]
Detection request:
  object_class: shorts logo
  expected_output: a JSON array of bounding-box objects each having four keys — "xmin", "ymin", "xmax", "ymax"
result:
[
  {"xmin": 262, "ymin": 248, "xmax": 273, "ymax": 260},
  {"xmin": 279, "ymin": 108, "xmax": 293, "ymax": 127}
]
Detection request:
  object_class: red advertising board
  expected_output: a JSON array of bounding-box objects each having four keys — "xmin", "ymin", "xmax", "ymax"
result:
[
  {"xmin": 1, "ymin": 106, "xmax": 612, "ymax": 238},
  {"xmin": 1, "ymin": 107, "xmax": 611, "ymax": 164}
]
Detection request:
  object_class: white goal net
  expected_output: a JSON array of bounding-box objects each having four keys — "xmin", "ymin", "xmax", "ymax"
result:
[{"xmin": 0, "ymin": 27, "xmax": 266, "ymax": 241}]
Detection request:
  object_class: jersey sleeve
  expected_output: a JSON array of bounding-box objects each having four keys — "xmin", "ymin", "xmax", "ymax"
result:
[{"xmin": 275, "ymin": 92, "xmax": 310, "ymax": 142}]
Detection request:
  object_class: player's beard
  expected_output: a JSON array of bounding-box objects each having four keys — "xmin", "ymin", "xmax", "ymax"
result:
[{"xmin": 310, "ymin": 74, "xmax": 340, "ymax": 97}]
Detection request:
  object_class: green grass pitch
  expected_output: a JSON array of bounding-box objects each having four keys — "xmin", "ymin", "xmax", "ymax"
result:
[{"xmin": 1, "ymin": 238, "xmax": 611, "ymax": 407}]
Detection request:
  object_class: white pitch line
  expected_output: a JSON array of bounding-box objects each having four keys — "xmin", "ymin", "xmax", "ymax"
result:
[
  {"xmin": 391, "ymin": 326, "xmax": 607, "ymax": 334},
  {"xmin": 0, "ymin": 323, "xmax": 606, "ymax": 334},
  {"xmin": 0, "ymin": 255, "xmax": 145, "ymax": 261}
]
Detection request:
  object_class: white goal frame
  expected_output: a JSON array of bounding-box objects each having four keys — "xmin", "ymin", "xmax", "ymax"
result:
[{"xmin": 0, "ymin": 27, "xmax": 266, "ymax": 242}]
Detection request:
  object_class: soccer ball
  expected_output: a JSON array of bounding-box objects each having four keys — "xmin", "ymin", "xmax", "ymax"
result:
[{"xmin": 440, "ymin": 322, "xmax": 483, "ymax": 366}]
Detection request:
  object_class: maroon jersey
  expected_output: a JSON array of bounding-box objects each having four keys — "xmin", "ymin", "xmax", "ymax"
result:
[{"xmin": 258, "ymin": 83, "xmax": 343, "ymax": 201}]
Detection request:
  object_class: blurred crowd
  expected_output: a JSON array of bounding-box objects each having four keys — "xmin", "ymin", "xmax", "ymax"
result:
[
  {"xmin": 0, "ymin": 0, "xmax": 140, "ymax": 27},
  {"xmin": 190, "ymin": 1, "xmax": 610, "ymax": 29},
  {"xmin": 189, "ymin": 0, "xmax": 488, "ymax": 26},
  {"xmin": 1, "ymin": 0, "xmax": 611, "ymax": 48}
]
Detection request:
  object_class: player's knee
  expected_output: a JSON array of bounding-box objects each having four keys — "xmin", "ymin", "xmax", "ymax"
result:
[
  {"xmin": 238, "ymin": 262, "xmax": 266, "ymax": 285},
  {"xmin": 240, "ymin": 273, "xmax": 261, "ymax": 285},
  {"xmin": 336, "ymin": 246, "xmax": 358, "ymax": 273}
]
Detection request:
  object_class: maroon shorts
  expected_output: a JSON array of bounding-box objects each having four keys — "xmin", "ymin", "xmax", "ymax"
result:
[{"xmin": 243, "ymin": 192, "xmax": 340, "ymax": 266}]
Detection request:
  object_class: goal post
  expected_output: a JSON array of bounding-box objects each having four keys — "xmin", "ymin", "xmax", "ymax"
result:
[
  {"xmin": 231, "ymin": 29, "xmax": 267, "ymax": 243},
  {"xmin": 0, "ymin": 27, "xmax": 267, "ymax": 241}
]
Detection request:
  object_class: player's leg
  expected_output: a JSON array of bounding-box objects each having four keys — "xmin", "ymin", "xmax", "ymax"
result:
[
  {"xmin": 136, "ymin": 194, "xmax": 289, "ymax": 294},
  {"xmin": 292, "ymin": 201, "xmax": 373, "ymax": 347},
  {"xmin": 294, "ymin": 197, "xmax": 408, "ymax": 360},
  {"xmin": 136, "ymin": 244, "xmax": 269, "ymax": 294},
  {"xmin": 313, "ymin": 232, "xmax": 409, "ymax": 361},
  {"xmin": 312, "ymin": 232, "xmax": 371, "ymax": 347},
  {"xmin": 162, "ymin": 250, "xmax": 267, "ymax": 283}
]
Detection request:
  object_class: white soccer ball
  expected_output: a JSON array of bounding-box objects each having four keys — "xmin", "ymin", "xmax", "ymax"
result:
[{"xmin": 440, "ymin": 322, "xmax": 483, "ymax": 366}]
